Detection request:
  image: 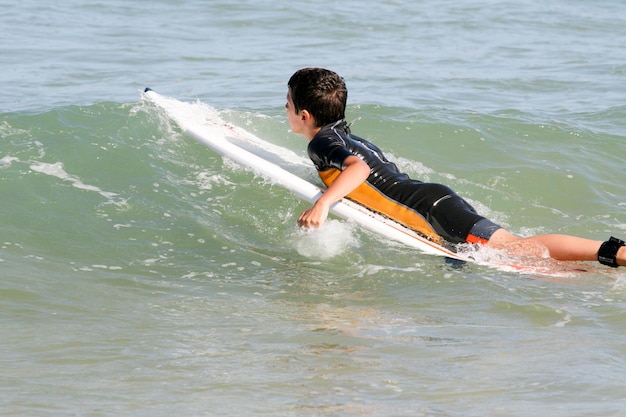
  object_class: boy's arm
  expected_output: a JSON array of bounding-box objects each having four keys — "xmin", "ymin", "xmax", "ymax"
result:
[{"xmin": 298, "ymin": 155, "xmax": 370, "ymax": 229}]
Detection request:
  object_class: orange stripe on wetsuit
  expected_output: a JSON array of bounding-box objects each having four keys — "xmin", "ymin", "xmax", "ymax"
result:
[
  {"xmin": 465, "ymin": 233, "xmax": 489, "ymax": 245},
  {"xmin": 318, "ymin": 168, "xmax": 442, "ymax": 245}
]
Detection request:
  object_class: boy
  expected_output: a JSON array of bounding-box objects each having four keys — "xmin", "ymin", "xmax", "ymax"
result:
[{"xmin": 286, "ymin": 67, "xmax": 625, "ymax": 268}]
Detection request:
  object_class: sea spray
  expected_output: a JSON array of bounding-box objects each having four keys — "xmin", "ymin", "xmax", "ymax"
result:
[{"xmin": 292, "ymin": 219, "xmax": 360, "ymax": 260}]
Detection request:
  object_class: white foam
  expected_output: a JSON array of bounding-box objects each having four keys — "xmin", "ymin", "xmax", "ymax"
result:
[
  {"xmin": 194, "ymin": 171, "xmax": 233, "ymax": 190},
  {"xmin": 293, "ymin": 219, "xmax": 360, "ymax": 259},
  {"xmin": 0, "ymin": 155, "xmax": 19, "ymax": 168},
  {"xmin": 29, "ymin": 161, "xmax": 124, "ymax": 205}
]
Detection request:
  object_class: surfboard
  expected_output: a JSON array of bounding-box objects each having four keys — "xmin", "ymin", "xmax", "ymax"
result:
[
  {"xmin": 143, "ymin": 88, "xmax": 464, "ymax": 261},
  {"xmin": 142, "ymin": 89, "xmax": 624, "ymax": 279}
]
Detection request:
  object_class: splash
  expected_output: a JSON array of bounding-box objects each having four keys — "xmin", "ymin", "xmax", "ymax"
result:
[{"xmin": 292, "ymin": 219, "xmax": 360, "ymax": 259}]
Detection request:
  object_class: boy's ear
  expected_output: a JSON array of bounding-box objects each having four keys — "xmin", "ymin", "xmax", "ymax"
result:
[{"xmin": 300, "ymin": 109, "xmax": 315, "ymax": 124}]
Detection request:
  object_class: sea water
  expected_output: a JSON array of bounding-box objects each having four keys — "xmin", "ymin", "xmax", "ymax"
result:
[{"xmin": 2, "ymin": 1, "xmax": 626, "ymax": 416}]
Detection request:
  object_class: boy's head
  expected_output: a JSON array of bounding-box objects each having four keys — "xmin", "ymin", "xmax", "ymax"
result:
[{"xmin": 287, "ymin": 68, "xmax": 347, "ymax": 127}]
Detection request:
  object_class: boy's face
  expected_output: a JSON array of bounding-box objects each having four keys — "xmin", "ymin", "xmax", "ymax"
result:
[{"xmin": 285, "ymin": 90, "xmax": 304, "ymax": 135}]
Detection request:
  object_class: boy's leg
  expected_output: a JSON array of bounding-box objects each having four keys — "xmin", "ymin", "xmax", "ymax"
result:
[{"xmin": 488, "ymin": 229, "xmax": 625, "ymax": 266}]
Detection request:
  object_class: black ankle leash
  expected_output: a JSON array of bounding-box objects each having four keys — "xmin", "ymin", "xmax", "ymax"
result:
[{"xmin": 598, "ymin": 236, "xmax": 625, "ymax": 268}]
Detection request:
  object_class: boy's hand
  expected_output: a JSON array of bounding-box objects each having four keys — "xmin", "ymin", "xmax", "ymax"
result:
[{"xmin": 298, "ymin": 200, "xmax": 330, "ymax": 229}]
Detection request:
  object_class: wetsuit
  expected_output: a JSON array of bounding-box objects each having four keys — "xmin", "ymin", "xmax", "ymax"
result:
[{"xmin": 307, "ymin": 120, "xmax": 501, "ymax": 246}]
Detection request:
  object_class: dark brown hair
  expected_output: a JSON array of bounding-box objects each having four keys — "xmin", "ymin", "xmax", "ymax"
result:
[{"xmin": 287, "ymin": 68, "xmax": 347, "ymax": 127}]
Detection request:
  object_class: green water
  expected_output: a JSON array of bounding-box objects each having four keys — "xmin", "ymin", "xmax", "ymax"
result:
[{"xmin": 2, "ymin": 0, "xmax": 626, "ymax": 416}]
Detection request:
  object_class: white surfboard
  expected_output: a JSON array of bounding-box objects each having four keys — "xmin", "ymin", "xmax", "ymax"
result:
[{"xmin": 143, "ymin": 89, "xmax": 464, "ymax": 261}]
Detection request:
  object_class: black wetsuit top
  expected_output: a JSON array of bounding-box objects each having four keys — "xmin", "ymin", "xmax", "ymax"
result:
[{"xmin": 307, "ymin": 120, "xmax": 497, "ymax": 245}]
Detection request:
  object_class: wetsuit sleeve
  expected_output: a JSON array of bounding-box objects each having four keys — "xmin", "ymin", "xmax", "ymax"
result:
[{"xmin": 307, "ymin": 136, "xmax": 354, "ymax": 171}]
